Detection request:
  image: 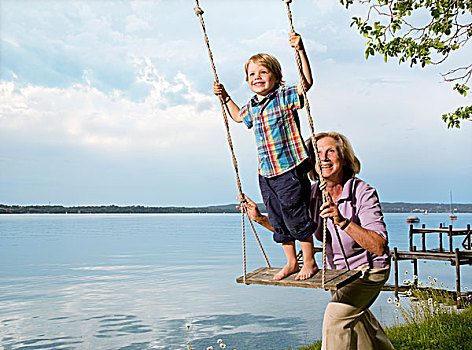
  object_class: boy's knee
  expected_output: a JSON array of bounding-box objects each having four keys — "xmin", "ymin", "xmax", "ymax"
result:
[
  {"xmin": 272, "ymin": 227, "xmax": 294, "ymax": 243},
  {"xmin": 286, "ymin": 218, "xmax": 315, "ymax": 241}
]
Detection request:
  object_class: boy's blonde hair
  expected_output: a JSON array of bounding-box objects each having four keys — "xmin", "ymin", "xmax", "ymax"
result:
[{"xmin": 244, "ymin": 53, "xmax": 285, "ymax": 85}]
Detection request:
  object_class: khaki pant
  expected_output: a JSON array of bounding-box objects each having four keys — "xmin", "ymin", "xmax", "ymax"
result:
[{"xmin": 322, "ymin": 266, "xmax": 395, "ymax": 350}]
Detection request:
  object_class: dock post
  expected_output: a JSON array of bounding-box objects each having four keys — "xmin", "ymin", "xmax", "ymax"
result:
[
  {"xmin": 409, "ymin": 224, "xmax": 414, "ymax": 251},
  {"xmin": 421, "ymin": 224, "xmax": 426, "ymax": 251},
  {"xmin": 455, "ymin": 248, "xmax": 461, "ymax": 308},
  {"xmin": 467, "ymin": 224, "xmax": 471, "ymax": 250},
  {"xmin": 449, "ymin": 225, "xmax": 453, "ymax": 253},
  {"xmin": 439, "ymin": 231, "xmax": 443, "ymax": 252},
  {"xmin": 394, "ymin": 247, "xmax": 399, "ymax": 300},
  {"xmin": 412, "ymin": 246, "xmax": 418, "ymax": 285}
]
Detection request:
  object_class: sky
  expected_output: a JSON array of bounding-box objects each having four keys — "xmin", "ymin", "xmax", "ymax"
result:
[{"xmin": 1, "ymin": 0, "xmax": 471, "ymax": 206}]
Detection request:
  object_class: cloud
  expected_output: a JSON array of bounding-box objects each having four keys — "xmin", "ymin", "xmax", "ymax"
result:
[
  {"xmin": 1, "ymin": 0, "xmax": 471, "ymax": 205},
  {"xmin": 125, "ymin": 14, "xmax": 152, "ymax": 33},
  {"xmin": 0, "ymin": 58, "xmax": 222, "ymax": 158}
]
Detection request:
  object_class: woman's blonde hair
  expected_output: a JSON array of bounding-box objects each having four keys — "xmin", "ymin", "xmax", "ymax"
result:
[
  {"xmin": 244, "ymin": 53, "xmax": 284, "ymax": 85},
  {"xmin": 305, "ymin": 132, "xmax": 361, "ymax": 181}
]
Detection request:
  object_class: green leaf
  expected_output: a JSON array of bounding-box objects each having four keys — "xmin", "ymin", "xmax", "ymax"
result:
[{"xmin": 340, "ymin": 0, "xmax": 472, "ymax": 128}]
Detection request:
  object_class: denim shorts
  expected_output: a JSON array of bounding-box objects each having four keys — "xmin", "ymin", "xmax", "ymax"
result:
[{"xmin": 259, "ymin": 162, "xmax": 316, "ymax": 243}]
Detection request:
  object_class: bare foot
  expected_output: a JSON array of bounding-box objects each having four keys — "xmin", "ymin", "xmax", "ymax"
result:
[
  {"xmin": 295, "ymin": 263, "xmax": 319, "ymax": 281},
  {"xmin": 273, "ymin": 264, "xmax": 299, "ymax": 280}
]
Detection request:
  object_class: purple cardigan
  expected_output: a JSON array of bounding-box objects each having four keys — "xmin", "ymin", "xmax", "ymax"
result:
[{"xmin": 310, "ymin": 177, "xmax": 391, "ymax": 270}]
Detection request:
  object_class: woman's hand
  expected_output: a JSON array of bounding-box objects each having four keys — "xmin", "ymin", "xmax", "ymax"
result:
[
  {"xmin": 236, "ymin": 194, "xmax": 274, "ymax": 232},
  {"xmin": 236, "ymin": 194, "xmax": 262, "ymax": 222},
  {"xmin": 320, "ymin": 194, "xmax": 347, "ymax": 227}
]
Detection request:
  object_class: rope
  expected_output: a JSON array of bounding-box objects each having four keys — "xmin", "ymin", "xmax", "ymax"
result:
[
  {"xmin": 194, "ymin": 1, "xmax": 271, "ymax": 285},
  {"xmin": 282, "ymin": 0, "xmax": 351, "ymax": 287}
]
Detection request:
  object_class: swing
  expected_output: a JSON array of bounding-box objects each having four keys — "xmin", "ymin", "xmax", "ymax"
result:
[{"xmin": 193, "ymin": 0, "xmax": 361, "ymax": 290}]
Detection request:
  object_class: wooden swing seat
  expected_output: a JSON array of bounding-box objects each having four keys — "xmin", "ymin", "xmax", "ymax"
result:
[{"xmin": 236, "ymin": 267, "xmax": 362, "ymax": 290}]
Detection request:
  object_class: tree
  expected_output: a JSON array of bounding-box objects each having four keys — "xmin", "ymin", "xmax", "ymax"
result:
[{"xmin": 340, "ymin": 0, "xmax": 472, "ymax": 128}]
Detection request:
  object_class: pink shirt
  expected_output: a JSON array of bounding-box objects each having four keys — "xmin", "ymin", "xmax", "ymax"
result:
[{"xmin": 310, "ymin": 177, "xmax": 391, "ymax": 270}]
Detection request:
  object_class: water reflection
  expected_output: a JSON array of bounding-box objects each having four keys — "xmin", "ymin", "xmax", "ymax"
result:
[
  {"xmin": 92, "ymin": 314, "xmax": 153, "ymax": 338},
  {"xmin": 3, "ymin": 335, "xmax": 83, "ymax": 350},
  {"xmin": 1, "ymin": 213, "xmax": 470, "ymax": 349},
  {"xmin": 1, "ymin": 313, "xmax": 310, "ymax": 349},
  {"xmin": 189, "ymin": 313, "xmax": 308, "ymax": 349}
]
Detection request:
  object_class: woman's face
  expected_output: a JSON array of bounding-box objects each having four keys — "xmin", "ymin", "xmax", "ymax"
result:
[{"xmin": 316, "ymin": 136, "xmax": 344, "ymax": 182}]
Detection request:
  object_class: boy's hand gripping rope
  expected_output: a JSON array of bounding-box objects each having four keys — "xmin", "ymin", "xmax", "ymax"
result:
[
  {"xmin": 194, "ymin": 1, "xmax": 271, "ymax": 284},
  {"xmin": 282, "ymin": 0, "xmax": 351, "ymax": 288}
]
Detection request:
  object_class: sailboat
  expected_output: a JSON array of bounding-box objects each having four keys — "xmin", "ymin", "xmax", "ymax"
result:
[{"xmin": 449, "ymin": 191, "xmax": 457, "ymax": 220}]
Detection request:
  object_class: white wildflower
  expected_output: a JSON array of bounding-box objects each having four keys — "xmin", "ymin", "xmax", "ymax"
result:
[
  {"xmin": 220, "ymin": 344, "xmax": 226, "ymax": 349},
  {"xmin": 217, "ymin": 339, "xmax": 222, "ymax": 344},
  {"xmin": 428, "ymin": 276, "xmax": 431, "ymax": 280},
  {"xmin": 207, "ymin": 347, "xmax": 213, "ymax": 350},
  {"xmin": 387, "ymin": 297, "xmax": 392, "ymax": 303}
]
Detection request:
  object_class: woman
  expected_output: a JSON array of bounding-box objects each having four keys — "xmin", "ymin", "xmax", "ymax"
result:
[{"xmin": 239, "ymin": 132, "xmax": 395, "ymax": 350}]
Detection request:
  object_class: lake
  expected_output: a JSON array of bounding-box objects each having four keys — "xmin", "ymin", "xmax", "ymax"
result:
[{"xmin": 1, "ymin": 213, "xmax": 471, "ymax": 349}]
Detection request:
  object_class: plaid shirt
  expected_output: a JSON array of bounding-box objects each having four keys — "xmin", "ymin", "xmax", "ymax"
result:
[{"xmin": 240, "ymin": 84, "xmax": 308, "ymax": 177}]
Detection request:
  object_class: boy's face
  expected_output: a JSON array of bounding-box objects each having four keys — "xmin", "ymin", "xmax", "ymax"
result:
[{"xmin": 246, "ymin": 61, "xmax": 278, "ymax": 98}]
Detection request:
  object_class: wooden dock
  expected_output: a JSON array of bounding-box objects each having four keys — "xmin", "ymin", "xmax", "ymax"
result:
[
  {"xmin": 394, "ymin": 224, "xmax": 472, "ymax": 307},
  {"xmin": 235, "ymin": 224, "xmax": 471, "ymax": 307},
  {"xmin": 409, "ymin": 223, "xmax": 471, "ymax": 252},
  {"xmin": 236, "ymin": 267, "xmax": 362, "ymax": 290}
]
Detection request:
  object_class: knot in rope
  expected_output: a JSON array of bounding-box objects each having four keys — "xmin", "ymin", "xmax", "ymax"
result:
[
  {"xmin": 318, "ymin": 180, "xmax": 327, "ymax": 192},
  {"xmin": 194, "ymin": 6, "xmax": 204, "ymax": 16}
]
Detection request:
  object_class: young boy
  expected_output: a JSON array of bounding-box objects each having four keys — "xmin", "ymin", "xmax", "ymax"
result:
[{"xmin": 213, "ymin": 32, "xmax": 318, "ymax": 281}]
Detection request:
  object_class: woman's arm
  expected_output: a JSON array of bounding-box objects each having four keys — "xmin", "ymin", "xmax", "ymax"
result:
[
  {"xmin": 236, "ymin": 194, "xmax": 274, "ymax": 232},
  {"xmin": 320, "ymin": 197, "xmax": 387, "ymax": 256}
]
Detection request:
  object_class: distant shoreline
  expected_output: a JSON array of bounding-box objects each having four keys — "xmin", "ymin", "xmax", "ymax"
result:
[{"xmin": 1, "ymin": 203, "xmax": 471, "ymax": 214}]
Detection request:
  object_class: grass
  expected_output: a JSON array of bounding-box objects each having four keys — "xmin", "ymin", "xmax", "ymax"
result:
[
  {"xmin": 386, "ymin": 306, "xmax": 472, "ymax": 349},
  {"xmin": 295, "ymin": 275, "xmax": 472, "ymax": 350},
  {"xmin": 384, "ymin": 275, "xmax": 472, "ymax": 350},
  {"xmin": 294, "ymin": 307, "xmax": 472, "ymax": 350}
]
